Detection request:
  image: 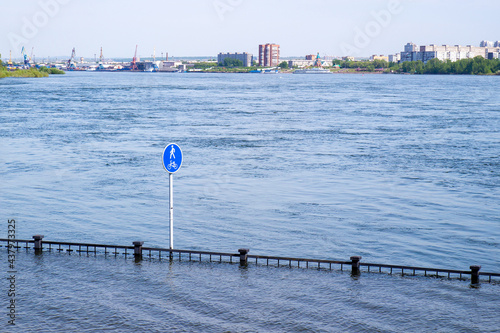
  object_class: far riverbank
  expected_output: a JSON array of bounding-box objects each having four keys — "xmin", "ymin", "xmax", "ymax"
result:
[{"xmin": 0, "ymin": 66, "xmax": 65, "ymax": 78}]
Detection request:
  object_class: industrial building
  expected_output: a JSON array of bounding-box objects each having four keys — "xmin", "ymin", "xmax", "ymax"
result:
[
  {"xmin": 400, "ymin": 42, "xmax": 500, "ymax": 63},
  {"xmin": 158, "ymin": 60, "xmax": 183, "ymax": 72},
  {"xmin": 217, "ymin": 52, "xmax": 253, "ymax": 67},
  {"xmin": 259, "ymin": 44, "xmax": 280, "ymax": 67}
]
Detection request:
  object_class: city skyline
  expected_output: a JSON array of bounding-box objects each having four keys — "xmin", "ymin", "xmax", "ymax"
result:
[{"xmin": 1, "ymin": 0, "xmax": 500, "ymax": 59}]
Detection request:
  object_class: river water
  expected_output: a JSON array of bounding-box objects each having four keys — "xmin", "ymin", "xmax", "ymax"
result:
[{"xmin": 1, "ymin": 72, "xmax": 499, "ymax": 332}]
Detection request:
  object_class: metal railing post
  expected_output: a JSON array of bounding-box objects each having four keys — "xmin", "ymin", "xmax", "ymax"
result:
[
  {"xmin": 33, "ymin": 235, "xmax": 44, "ymax": 252},
  {"xmin": 238, "ymin": 248, "xmax": 249, "ymax": 266},
  {"xmin": 470, "ymin": 265, "xmax": 481, "ymax": 285},
  {"xmin": 350, "ymin": 256, "xmax": 362, "ymax": 275},
  {"xmin": 133, "ymin": 241, "xmax": 144, "ymax": 258}
]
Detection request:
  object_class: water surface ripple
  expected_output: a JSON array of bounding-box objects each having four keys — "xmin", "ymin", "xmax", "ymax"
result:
[{"xmin": 1, "ymin": 72, "xmax": 499, "ymax": 331}]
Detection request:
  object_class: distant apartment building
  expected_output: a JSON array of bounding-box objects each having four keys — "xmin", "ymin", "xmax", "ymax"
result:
[
  {"xmin": 400, "ymin": 42, "xmax": 500, "ymax": 63},
  {"xmin": 488, "ymin": 52, "xmax": 499, "ymax": 59},
  {"xmin": 388, "ymin": 53, "xmax": 401, "ymax": 63},
  {"xmin": 217, "ymin": 52, "xmax": 253, "ymax": 67},
  {"xmin": 480, "ymin": 40, "xmax": 497, "ymax": 47},
  {"xmin": 305, "ymin": 54, "xmax": 316, "ymax": 60},
  {"xmin": 370, "ymin": 55, "xmax": 389, "ymax": 62},
  {"xmin": 259, "ymin": 44, "xmax": 280, "ymax": 67}
]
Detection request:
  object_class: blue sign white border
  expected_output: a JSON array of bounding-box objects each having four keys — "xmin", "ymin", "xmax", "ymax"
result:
[{"xmin": 162, "ymin": 143, "xmax": 183, "ymax": 174}]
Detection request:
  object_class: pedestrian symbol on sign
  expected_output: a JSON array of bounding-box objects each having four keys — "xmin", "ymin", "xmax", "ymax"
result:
[
  {"xmin": 162, "ymin": 143, "xmax": 183, "ymax": 250},
  {"xmin": 163, "ymin": 143, "xmax": 182, "ymax": 174}
]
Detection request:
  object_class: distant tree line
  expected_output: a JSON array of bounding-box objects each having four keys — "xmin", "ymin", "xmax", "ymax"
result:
[
  {"xmin": 279, "ymin": 61, "xmax": 288, "ymax": 69},
  {"xmin": 196, "ymin": 59, "xmax": 289, "ymax": 70},
  {"xmin": 333, "ymin": 59, "xmax": 392, "ymax": 72},
  {"xmin": 39, "ymin": 66, "xmax": 65, "ymax": 75},
  {"xmin": 333, "ymin": 59, "xmax": 390, "ymax": 68},
  {"xmin": 218, "ymin": 58, "xmax": 244, "ymax": 67},
  {"xmin": 401, "ymin": 57, "xmax": 500, "ymax": 75},
  {"xmin": 333, "ymin": 56, "xmax": 500, "ymax": 75},
  {"xmin": 193, "ymin": 62, "xmax": 216, "ymax": 70}
]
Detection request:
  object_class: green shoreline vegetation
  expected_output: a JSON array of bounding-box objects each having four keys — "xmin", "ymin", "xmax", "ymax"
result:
[
  {"xmin": 192, "ymin": 58, "xmax": 260, "ymax": 73},
  {"xmin": 399, "ymin": 57, "xmax": 500, "ymax": 75},
  {"xmin": 0, "ymin": 59, "xmax": 65, "ymax": 78},
  {"xmin": 334, "ymin": 56, "xmax": 500, "ymax": 75},
  {"xmin": 39, "ymin": 67, "xmax": 66, "ymax": 75},
  {"xmin": 2, "ymin": 55, "xmax": 498, "ymax": 76},
  {"xmin": 195, "ymin": 56, "xmax": 500, "ymax": 75},
  {"xmin": 0, "ymin": 66, "xmax": 48, "ymax": 78}
]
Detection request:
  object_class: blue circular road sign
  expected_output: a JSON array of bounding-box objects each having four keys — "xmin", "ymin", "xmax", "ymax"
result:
[{"xmin": 163, "ymin": 143, "xmax": 183, "ymax": 173}]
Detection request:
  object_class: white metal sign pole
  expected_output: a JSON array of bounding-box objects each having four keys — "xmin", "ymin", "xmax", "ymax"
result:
[
  {"xmin": 163, "ymin": 143, "xmax": 182, "ymax": 250},
  {"xmin": 169, "ymin": 172, "xmax": 174, "ymax": 249}
]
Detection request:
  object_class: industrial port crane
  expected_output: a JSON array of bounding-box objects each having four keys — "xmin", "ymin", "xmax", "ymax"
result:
[
  {"xmin": 152, "ymin": 47, "xmax": 159, "ymax": 71},
  {"xmin": 67, "ymin": 48, "xmax": 76, "ymax": 69},
  {"xmin": 21, "ymin": 47, "xmax": 30, "ymax": 66},
  {"xmin": 99, "ymin": 47, "xmax": 104, "ymax": 64},
  {"xmin": 130, "ymin": 45, "xmax": 139, "ymax": 70},
  {"xmin": 96, "ymin": 47, "xmax": 105, "ymax": 70}
]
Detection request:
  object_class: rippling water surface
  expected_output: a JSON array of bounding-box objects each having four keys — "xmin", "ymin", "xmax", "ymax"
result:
[{"xmin": 1, "ymin": 72, "xmax": 499, "ymax": 332}]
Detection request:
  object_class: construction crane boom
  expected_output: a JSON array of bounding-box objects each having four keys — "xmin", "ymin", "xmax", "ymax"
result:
[
  {"xmin": 21, "ymin": 47, "xmax": 30, "ymax": 66},
  {"xmin": 67, "ymin": 48, "xmax": 76, "ymax": 68},
  {"xmin": 131, "ymin": 45, "xmax": 138, "ymax": 70},
  {"xmin": 99, "ymin": 47, "xmax": 104, "ymax": 64}
]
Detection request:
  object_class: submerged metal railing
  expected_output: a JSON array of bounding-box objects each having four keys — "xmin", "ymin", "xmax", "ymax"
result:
[{"xmin": 2, "ymin": 236, "xmax": 499, "ymax": 285}]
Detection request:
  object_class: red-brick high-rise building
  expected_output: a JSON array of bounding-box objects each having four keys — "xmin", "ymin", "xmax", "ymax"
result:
[{"xmin": 259, "ymin": 44, "xmax": 280, "ymax": 67}]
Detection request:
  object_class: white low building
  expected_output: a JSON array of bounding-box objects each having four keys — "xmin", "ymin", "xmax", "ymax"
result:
[
  {"xmin": 158, "ymin": 61, "xmax": 183, "ymax": 72},
  {"xmin": 287, "ymin": 59, "xmax": 315, "ymax": 68}
]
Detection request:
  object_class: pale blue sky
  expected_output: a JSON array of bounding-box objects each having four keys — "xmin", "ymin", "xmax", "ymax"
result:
[{"xmin": 1, "ymin": 0, "xmax": 499, "ymax": 60}]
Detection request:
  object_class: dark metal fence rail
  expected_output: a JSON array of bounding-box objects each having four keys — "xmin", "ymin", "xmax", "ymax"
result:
[
  {"xmin": 2, "ymin": 237, "xmax": 499, "ymax": 284},
  {"xmin": 1, "ymin": 238, "xmax": 239, "ymax": 263},
  {"xmin": 247, "ymin": 254, "xmax": 352, "ymax": 270}
]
